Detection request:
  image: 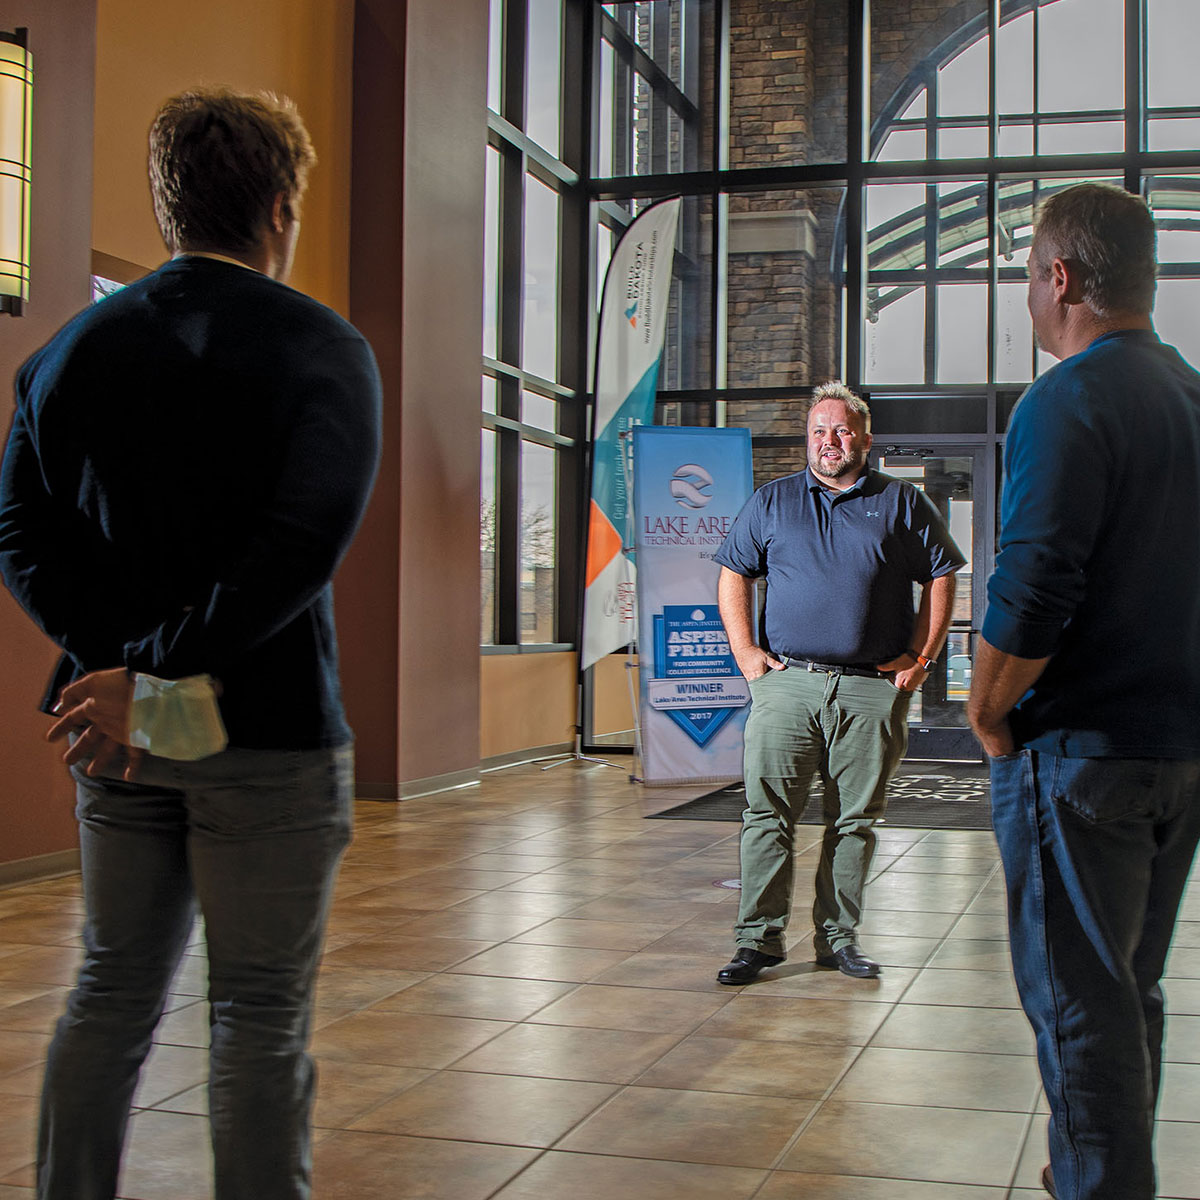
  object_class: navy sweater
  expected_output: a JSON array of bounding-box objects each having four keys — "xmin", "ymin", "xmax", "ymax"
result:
[
  {"xmin": 0, "ymin": 257, "xmax": 382, "ymax": 750},
  {"xmin": 983, "ymin": 329, "xmax": 1200, "ymax": 757}
]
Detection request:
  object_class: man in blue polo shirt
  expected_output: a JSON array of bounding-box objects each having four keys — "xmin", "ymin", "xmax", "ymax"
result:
[
  {"xmin": 969, "ymin": 183, "xmax": 1200, "ymax": 1200},
  {"xmin": 714, "ymin": 382, "xmax": 964, "ymax": 983}
]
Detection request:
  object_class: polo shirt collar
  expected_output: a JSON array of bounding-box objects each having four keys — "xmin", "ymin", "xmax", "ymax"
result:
[{"xmin": 805, "ymin": 465, "xmax": 874, "ymax": 497}]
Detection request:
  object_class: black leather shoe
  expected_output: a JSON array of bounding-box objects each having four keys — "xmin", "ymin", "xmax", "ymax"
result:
[
  {"xmin": 815, "ymin": 944, "xmax": 881, "ymax": 978},
  {"xmin": 1041, "ymin": 1165, "xmax": 1057, "ymax": 1198},
  {"xmin": 716, "ymin": 947, "xmax": 784, "ymax": 985}
]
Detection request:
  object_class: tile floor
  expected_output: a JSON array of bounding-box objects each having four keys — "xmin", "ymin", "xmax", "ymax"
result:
[{"xmin": 1, "ymin": 758, "xmax": 1198, "ymax": 1198}]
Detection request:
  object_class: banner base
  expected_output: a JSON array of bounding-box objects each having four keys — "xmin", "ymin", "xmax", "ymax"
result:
[
  {"xmin": 534, "ymin": 723, "xmax": 624, "ymax": 773},
  {"xmin": 538, "ymin": 750, "xmax": 625, "ymax": 773}
]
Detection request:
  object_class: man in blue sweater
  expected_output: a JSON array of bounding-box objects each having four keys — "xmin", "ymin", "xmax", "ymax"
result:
[
  {"xmin": 0, "ymin": 89, "xmax": 381, "ymax": 1198},
  {"xmin": 969, "ymin": 183, "xmax": 1200, "ymax": 1200}
]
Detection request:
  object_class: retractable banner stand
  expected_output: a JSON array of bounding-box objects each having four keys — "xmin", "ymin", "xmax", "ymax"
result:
[
  {"xmin": 580, "ymin": 197, "xmax": 682, "ymax": 672},
  {"xmin": 632, "ymin": 425, "xmax": 754, "ymax": 785}
]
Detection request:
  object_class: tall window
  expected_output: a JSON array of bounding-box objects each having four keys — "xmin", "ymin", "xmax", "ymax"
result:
[
  {"xmin": 592, "ymin": 0, "xmax": 1200, "ymax": 435},
  {"xmin": 865, "ymin": 0, "xmax": 1200, "ymax": 384},
  {"xmin": 483, "ymin": 0, "xmax": 586, "ymax": 648},
  {"xmin": 587, "ymin": 0, "xmax": 1200, "ymax": 754},
  {"xmin": 482, "ymin": 2, "xmax": 1200, "ymax": 661}
]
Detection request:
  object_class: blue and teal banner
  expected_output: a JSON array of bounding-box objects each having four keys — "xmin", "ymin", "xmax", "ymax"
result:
[
  {"xmin": 633, "ymin": 425, "xmax": 753, "ymax": 785},
  {"xmin": 581, "ymin": 198, "xmax": 681, "ymax": 671}
]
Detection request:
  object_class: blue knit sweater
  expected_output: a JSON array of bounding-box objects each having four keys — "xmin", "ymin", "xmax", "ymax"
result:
[
  {"xmin": 0, "ymin": 257, "xmax": 381, "ymax": 750},
  {"xmin": 983, "ymin": 329, "xmax": 1200, "ymax": 757}
]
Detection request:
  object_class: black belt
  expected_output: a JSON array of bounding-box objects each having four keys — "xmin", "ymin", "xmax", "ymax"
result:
[{"xmin": 782, "ymin": 657, "xmax": 887, "ymax": 679}]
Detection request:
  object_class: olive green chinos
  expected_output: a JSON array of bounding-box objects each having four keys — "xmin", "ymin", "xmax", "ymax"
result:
[{"xmin": 735, "ymin": 665, "xmax": 911, "ymax": 958}]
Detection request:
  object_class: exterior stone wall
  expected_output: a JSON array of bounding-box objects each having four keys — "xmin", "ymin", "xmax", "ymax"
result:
[
  {"xmin": 870, "ymin": 0, "xmax": 986, "ymax": 131},
  {"xmin": 618, "ymin": 1, "xmax": 1002, "ymax": 479},
  {"xmin": 728, "ymin": 2, "xmax": 815, "ymax": 170},
  {"xmin": 723, "ymin": 1, "xmax": 841, "ymax": 478},
  {"xmin": 716, "ymin": 0, "xmax": 985, "ymax": 481}
]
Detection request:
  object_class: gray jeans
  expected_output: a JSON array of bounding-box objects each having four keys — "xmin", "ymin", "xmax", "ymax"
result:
[{"xmin": 37, "ymin": 744, "xmax": 354, "ymax": 1200}]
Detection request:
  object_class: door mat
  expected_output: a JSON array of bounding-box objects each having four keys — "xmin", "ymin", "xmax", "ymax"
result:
[{"xmin": 649, "ymin": 761, "xmax": 992, "ymax": 831}]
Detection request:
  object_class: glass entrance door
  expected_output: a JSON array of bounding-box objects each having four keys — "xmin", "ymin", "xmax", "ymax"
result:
[{"xmin": 875, "ymin": 443, "xmax": 988, "ymax": 761}]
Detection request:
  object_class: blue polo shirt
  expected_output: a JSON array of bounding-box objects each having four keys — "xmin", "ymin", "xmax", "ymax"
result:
[{"xmin": 714, "ymin": 467, "xmax": 965, "ymax": 664}]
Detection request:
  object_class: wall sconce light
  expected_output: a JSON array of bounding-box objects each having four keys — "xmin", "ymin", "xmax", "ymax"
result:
[{"xmin": 0, "ymin": 28, "xmax": 32, "ymax": 316}]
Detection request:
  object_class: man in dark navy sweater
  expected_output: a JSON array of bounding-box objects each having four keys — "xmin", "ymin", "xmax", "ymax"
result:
[
  {"xmin": 0, "ymin": 89, "xmax": 380, "ymax": 1199},
  {"xmin": 969, "ymin": 183, "xmax": 1200, "ymax": 1200},
  {"xmin": 714, "ymin": 383, "xmax": 964, "ymax": 984}
]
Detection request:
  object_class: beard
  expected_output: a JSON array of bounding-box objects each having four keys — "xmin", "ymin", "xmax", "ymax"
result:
[{"xmin": 812, "ymin": 446, "xmax": 867, "ymax": 479}]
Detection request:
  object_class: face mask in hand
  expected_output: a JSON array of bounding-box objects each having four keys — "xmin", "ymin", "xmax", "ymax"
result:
[{"xmin": 129, "ymin": 673, "xmax": 228, "ymax": 760}]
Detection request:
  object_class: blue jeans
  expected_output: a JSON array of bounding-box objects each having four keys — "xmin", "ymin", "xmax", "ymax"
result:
[
  {"xmin": 990, "ymin": 750, "xmax": 1200, "ymax": 1200},
  {"xmin": 36, "ymin": 745, "xmax": 354, "ymax": 1200}
]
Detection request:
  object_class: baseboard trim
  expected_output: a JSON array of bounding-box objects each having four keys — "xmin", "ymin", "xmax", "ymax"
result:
[
  {"xmin": 357, "ymin": 765, "xmax": 482, "ymax": 802},
  {"xmin": 480, "ymin": 743, "xmax": 573, "ymax": 772},
  {"xmin": 0, "ymin": 849, "xmax": 81, "ymax": 890},
  {"xmin": 356, "ymin": 744, "xmax": 587, "ymax": 800}
]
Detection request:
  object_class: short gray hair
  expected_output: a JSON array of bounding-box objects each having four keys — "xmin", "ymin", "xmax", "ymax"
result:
[
  {"xmin": 1032, "ymin": 182, "xmax": 1157, "ymax": 316},
  {"xmin": 810, "ymin": 380, "xmax": 871, "ymax": 431}
]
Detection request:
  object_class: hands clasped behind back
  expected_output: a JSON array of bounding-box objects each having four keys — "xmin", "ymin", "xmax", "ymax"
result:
[{"xmin": 46, "ymin": 667, "xmax": 144, "ymax": 781}]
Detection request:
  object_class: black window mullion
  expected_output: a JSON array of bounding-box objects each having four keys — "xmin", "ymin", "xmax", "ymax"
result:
[
  {"xmin": 924, "ymin": 62, "xmax": 935, "ymax": 161},
  {"xmin": 988, "ymin": 0, "xmax": 998, "ymax": 389},
  {"xmin": 845, "ymin": 0, "xmax": 868, "ymax": 388},
  {"xmin": 586, "ymin": 0, "xmax": 604, "ymax": 181},
  {"xmin": 925, "ymin": 181, "xmax": 939, "ymax": 386},
  {"xmin": 712, "ymin": 0, "xmax": 728, "ymax": 395},
  {"xmin": 1125, "ymin": 0, "xmax": 1143, "ymax": 190},
  {"xmin": 1031, "ymin": 0, "xmax": 1040, "ymax": 157},
  {"xmin": 556, "ymin": 0, "xmax": 590, "ymax": 644},
  {"xmin": 987, "ymin": 174, "xmax": 997, "ymax": 387},
  {"xmin": 495, "ymin": 424, "xmax": 521, "ymax": 645},
  {"xmin": 922, "ymin": 4, "xmax": 940, "ymax": 397},
  {"xmin": 482, "ymin": 425, "xmax": 501, "ymax": 645},
  {"xmin": 498, "ymin": 142, "xmax": 525, "ymax": 377},
  {"xmin": 494, "ymin": 0, "xmax": 528, "ymax": 647},
  {"xmin": 989, "ymin": 0, "xmax": 998, "ymax": 162},
  {"xmin": 503, "ymin": 0, "xmax": 527, "ymax": 129}
]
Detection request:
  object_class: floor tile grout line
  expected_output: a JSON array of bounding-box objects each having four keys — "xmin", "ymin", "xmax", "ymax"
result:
[
  {"xmin": 9, "ymin": 769, "xmax": 1200, "ymax": 1197},
  {"xmin": 749, "ymin": 844, "xmax": 1010, "ymax": 1194},
  {"xmin": 1006, "ymin": 1107, "xmax": 1043, "ymax": 1199},
  {"xmin": 747, "ymin": 1018, "xmax": 899, "ymax": 1191}
]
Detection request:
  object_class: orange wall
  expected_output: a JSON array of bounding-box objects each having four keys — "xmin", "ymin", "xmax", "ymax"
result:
[
  {"xmin": 2, "ymin": 0, "xmax": 547, "ymax": 862},
  {"xmin": 592, "ymin": 653, "xmax": 638, "ymax": 743},
  {"xmin": 0, "ymin": 0, "xmax": 357, "ymax": 868},
  {"xmin": 92, "ymin": 0, "xmax": 354, "ymax": 310},
  {"xmin": 480, "ymin": 653, "xmax": 578, "ymax": 760}
]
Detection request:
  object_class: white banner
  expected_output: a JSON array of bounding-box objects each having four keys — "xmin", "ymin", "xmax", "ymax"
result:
[
  {"xmin": 632, "ymin": 425, "xmax": 754, "ymax": 785},
  {"xmin": 580, "ymin": 198, "xmax": 681, "ymax": 671}
]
